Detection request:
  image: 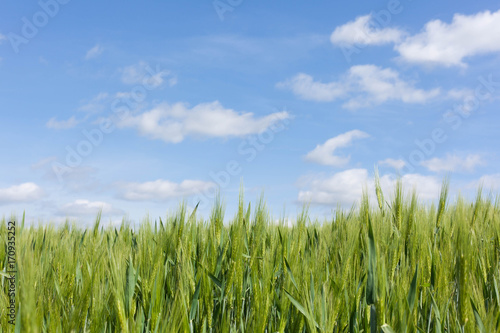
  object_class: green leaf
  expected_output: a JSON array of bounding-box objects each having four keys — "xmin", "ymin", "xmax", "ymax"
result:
[
  {"xmin": 310, "ymin": 271, "xmax": 315, "ymax": 306},
  {"xmin": 366, "ymin": 216, "xmax": 377, "ymax": 305},
  {"xmin": 470, "ymin": 298, "xmax": 486, "ymax": 333},
  {"xmin": 430, "ymin": 292, "xmax": 442, "ymax": 333},
  {"xmin": 381, "ymin": 324, "xmax": 396, "ymax": 333},
  {"xmin": 208, "ymin": 272, "xmax": 222, "ymax": 290},
  {"xmin": 493, "ymin": 276, "xmax": 500, "ymax": 307},
  {"xmin": 189, "ymin": 279, "xmax": 201, "ymax": 322},
  {"xmin": 189, "ymin": 202, "xmax": 199, "ymax": 222},
  {"xmin": 408, "ymin": 264, "xmax": 418, "ymax": 313},
  {"xmin": 284, "ymin": 257, "xmax": 299, "ymax": 292},
  {"xmin": 284, "ymin": 289, "xmax": 319, "ymax": 329}
]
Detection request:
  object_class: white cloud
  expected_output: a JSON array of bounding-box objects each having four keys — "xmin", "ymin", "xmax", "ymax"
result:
[
  {"xmin": 394, "ymin": 174, "xmax": 442, "ymax": 200},
  {"xmin": 278, "ymin": 65, "xmax": 439, "ymax": 108},
  {"xmin": 117, "ymin": 101, "xmax": 290, "ymax": 143},
  {"xmin": 421, "ymin": 153, "xmax": 484, "ymax": 172},
  {"xmin": 298, "ymin": 169, "xmax": 369, "ymax": 206},
  {"xmin": 344, "ymin": 65, "xmax": 440, "ymax": 108},
  {"xmin": 276, "ymin": 73, "xmax": 346, "ymax": 102},
  {"xmin": 0, "ymin": 183, "xmax": 44, "ymax": 203},
  {"xmin": 395, "ymin": 9, "xmax": 500, "ymax": 67},
  {"xmin": 378, "ymin": 158, "xmax": 406, "ymax": 170},
  {"xmin": 0, "ymin": 33, "xmax": 5, "ymax": 44},
  {"xmin": 57, "ymin": 199, "xmax": 123, "ymax": 216},
  {"xmin": 121, "ymin": 61, "xmax": 177, "ymax": 88},
  {"xmin": 85, "ymin": 44, "xmax": 104, "ymax": 60},
  {"xmin": 297, "ymin": 169, "xmax": 441, "ymax": 206},
  {"xmin": 330, "ymin": 14, "xmax": 405, "ymax": 46},
  {"xmin": 46, "ymin": 116, "xmax": 79, "ymax": 129},
  {"xmin": 119, "ymin": 179, "xmax": 215, "ymax": 201},
  {"xmin": 304, "ymin": 130, "xmax": 369, "ymax": 166}
]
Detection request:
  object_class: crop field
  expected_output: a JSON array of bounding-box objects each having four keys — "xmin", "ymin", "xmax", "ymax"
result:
[{"xmin": 1, "ymin": 179, "xmax": 500, "ymax": 332}]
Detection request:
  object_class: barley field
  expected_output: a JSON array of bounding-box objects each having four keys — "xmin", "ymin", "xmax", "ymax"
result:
[{"xmin": 1, "ymin": 179, "xmax": 500, "ymax": 332}]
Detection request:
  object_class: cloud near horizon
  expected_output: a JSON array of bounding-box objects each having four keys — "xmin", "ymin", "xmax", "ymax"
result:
[
  {"xmin": 297, "ymin": 169, "xmax": 442, "ymax": 207},
  {"xmin": 118, "ymin": 179, "xmax": 216, "ymax": 201},
  {"xmin": 0, "ymin": 182, "xmax": 44, "ymax": 204}
]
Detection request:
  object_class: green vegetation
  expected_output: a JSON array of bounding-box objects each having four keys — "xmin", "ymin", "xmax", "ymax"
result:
[{"xmin": 1, "ymin": 179, "xmax": 500, "ymax": 332}]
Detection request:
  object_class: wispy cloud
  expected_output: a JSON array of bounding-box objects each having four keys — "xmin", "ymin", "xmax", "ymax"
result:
[
  {"xmin": 119, "ymin": 179, "xmax": 215, "ymax": 201},
  {"xmin": 277, "ymin": 73, "xmax": 346, "ymax": 102},
  {"xmin": 85, "ymin": 44, "xmax": 104, "ymax": 60},
  {"xmin": 378, "ymin": 158, "xmax": 406, "ymax": 170},
  {"xmin": 117, "ymin": 101, "xmax": 290, "ymax": 143},
  {"xmin": 121, "ymin": 61, "xmax": 177, "ymax": 88},
  {"xmin": 330, "ymin": 14, "xmax": 405, "ymax": 46},
  {"xmin": 421, "ymin": 153, "xmax": 484, "ymax": 172},
  {"xmin": 304, "ymin": 130, "xmax": 369, "ymax": 167},
  {"xmin": 31, "ymin": 156, "xmax": 58, "ymax": 170},
  {"xmin": 78, "ymin": 92, "xmax": 109, "ymax": 114},
  {"xmin": 278, "ymin": 65, "xmax": 440, "ymax": 108},
  {"xmin": 0, "ymin": 182, "xmax": 44, "ymax": 204},
  {"xmin": 46, "ymin": 116, "xmax": 80, "ymax": 130}
]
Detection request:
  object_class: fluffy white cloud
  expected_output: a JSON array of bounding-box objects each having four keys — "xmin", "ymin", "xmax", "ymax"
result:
[
  {"xmin": 85, "ymin": 44, "xmax": 104, "ymax": 60},
  {"xmin": 117, "ymin": 101, "xmax": 290, "ymax": 143},
  {"xmin": 0, "ymin": 183, "xmax": 44, "ymax": 203},
  {"xmin": 57, "ymin": 199, "xmax": 123, "ymax": 216},
  {"xmin": 46, "ymin": 116, "xmax": 79, "ymax": 129},
  {"xmin": 378, "ymin": 158, "xmax": 406, "ymax": 170},
  {"xmin": 345, "ymin": 65, "xmax": 440, "ymax": 108},
  {"xmin": 396, "ymin": 9, "xmax": 500, "ymax": 67},
  {"xmin": 421, "ymin": 153, "xmax": 484, "ymax": 172},
  {"xmin": 298, "ymin": 169, "xmax": 369, "ymax": 206},
  {"xmin": 298, "ymin": 169, "xmax": 441, "ymax": 206},
  {"xmin": 330, "ymin": 14, "xmax": 405, "ymax": 46},
  {"xmin": 304, "ymin": 130, "xmax": 369, "ymax": 166},
  {"xmin": 121, "ymin": 61, "xmax": 177, "ymax": 88},
  {"xmin": 278, "ymin": 65, "xmax": 439, "ymax": 108},
  {"xmin": 119, "ymin": 179, "xmax": 215, "ymax": 201},
  {"xmin": 330, "ymin": 10, "xmax": 500, "ymax": 67}
]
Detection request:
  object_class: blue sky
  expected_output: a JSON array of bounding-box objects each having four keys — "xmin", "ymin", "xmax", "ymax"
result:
[{"xmin": 1, "ymin": 0, "xmax": 500, "ymax": 226}]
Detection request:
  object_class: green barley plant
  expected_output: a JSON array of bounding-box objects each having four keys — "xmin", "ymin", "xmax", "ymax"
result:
[{"xmin": 1, "ymin": 179, "xmax": 500, "ymax": 332}]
